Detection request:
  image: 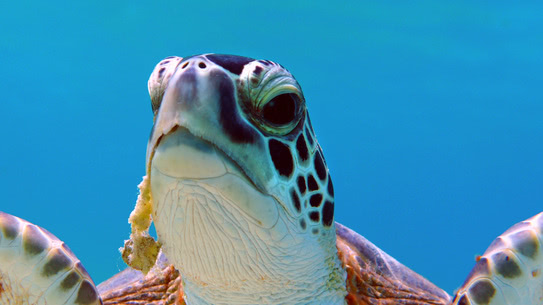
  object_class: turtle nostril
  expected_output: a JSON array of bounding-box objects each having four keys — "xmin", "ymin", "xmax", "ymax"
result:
[
  {"xmin": 181, "ymin": 62, "xmax": 189, "ymax": 69},
  {"xmin": 198, "ymin": 62, "xmax": 207, "ymax": 69}
]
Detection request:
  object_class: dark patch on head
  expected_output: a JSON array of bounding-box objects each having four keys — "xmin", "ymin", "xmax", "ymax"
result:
[
  {"xmin": 305, "ymin": 126, "xmax": 314, "ymax": 147},
  {"xmin": 290, "ymin": 189, "xmax": 301, "ymax": 213},
  {"xmin": 206, "ymin": 54, "xmax": 254, "ymax": 75},
  {"xmin": 297, "ymin": 176, "xmax": 306, "ymax": 195},
  {"xmin": 307, "ymin": 174, "xmax": 319, "ymax": 191},
  {"xmin": 327, "ymin": 177, "xmax": 334, "ymax": 197},
  {"xmin": 216, "ymin": 70, "xmax": 259, "ymax": 144},
  {"xmin": 309, "ymin": 194, "xmax": 323, "ymax": 207},
  {"xmin": 314, "ymin": 150, "xmax": 327, "ymax": 181},
  {"xmin": 0, "ymin": 212, "xmax": 19, "ymax": 240},
  {"xmin": 309, "ymin": 211, "xmax": 320, "ymax": 222},
  {"xmin": 322, "ymin": 200, "xmax": 334, "ymax": 227},
  {"xmin": 511, "ymin": 230, "xmax": 539, "ymax": 259},
  {"xmin": 253, "ymin": 66, "xmax": 263, "ymax": 76},
  {"xmin": 61, "ymin": 270, "xmax": 81, "ymax": 291},
  {"xmin": 492, "ymin": 252, "xmax": 521, "ymax": 278},
  {"xmin": 42, "ymin": 248, "xmax": 72, "ymax": 277},
  {"xmin": 268, "ymin": 139, "xmax": 294, "ymax": 177},
  {"xmin": 300, "ymin": 219, "xmax": 306, "ymax": 230},
  {"xmin": 468, "ymin": 280, "xmax": 495, "ymax": 304},
  {"xmin": 165, "ymin": 56, "xmax": 177, "ymax": 59},
  {"xmin": 158, "ymin": 67, "xmax": 166, "ymax": 78},
  {"xmin": 296, "ymin": 134, "xmax": 309, "ymax": 162},
  {"xmin": 75, "ymin": 280, "xmax": 99, "ymax": 304},
  {"xmin": 160, "ymin": 60, "xmax": 170, "ymax": 66},
  {"xmin": 23, "ymin": 225, "xmax": 49, "ymax": 256}
]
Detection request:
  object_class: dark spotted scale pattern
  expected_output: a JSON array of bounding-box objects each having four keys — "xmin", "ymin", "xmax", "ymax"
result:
[
  {"xmin": 290, "ymin": 189, "xmax": 302, "ymax": 213},
  {"xmin": 0, "ymin": 212, "xmax": 102, "ymax": 304},
  {"xmin": 313, "ymin": 150, "xmax": 327, "ymax": 181},
  {"xmin": 322, "ymin": 201, "xmax": 334, "ymax": 227},
  {"xmin": 297, "ymin": 176, "xmax": 306, "ymax": 195},
  {"xmin": 307, "ymin": 174, "xmax": 319, "ymax": 191},
  {"xmin": 453, "ymin": 212, "xmax": 543, "ymax": 305},
  {"xmin": 22, "ymin": 223, "xmax": 50, "ymax": 256},
  {"xmin": 296, "ymin": 134, "xmax": 309, "ymax": 162},
  {"xmin": 309, "ymin": 194, "xmax": 323, "ymax": 207},
  {"xmin": 193, "ymin": 54, "xmax": 338, "ymax": 233},
  {"xmin": 265, "ymin": 114, "xmax": 336, "ymax": 231},
  {"xmin": 468, "ymin": 280, "xmax": 496, "ymax": 304}
]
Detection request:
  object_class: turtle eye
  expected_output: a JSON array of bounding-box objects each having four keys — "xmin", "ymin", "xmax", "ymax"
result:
[{"xmin": 262, "ymin": 93, "xmax": 298, "ymax": 126}]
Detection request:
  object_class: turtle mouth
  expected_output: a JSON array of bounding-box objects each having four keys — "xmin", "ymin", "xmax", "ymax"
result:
[
  {"xmin": 148, "ymin": 125, "xmax": 279, "ymax": 228},
  {"xmin": 148, "ymin": 125, "xmax": 261, "ymax": 187},
  {"xmin": 150, "ymin": 125, "xmax": 253, "ymax": 183}
]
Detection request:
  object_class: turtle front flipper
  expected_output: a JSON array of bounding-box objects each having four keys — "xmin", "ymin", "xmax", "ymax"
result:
[
  {"xmin": 453, "ymin": 212, "xmax": 543, "ymax": 305},
  {"xmin": 0, "ymin": 212, "xmax": 101, "ymax": 305}
]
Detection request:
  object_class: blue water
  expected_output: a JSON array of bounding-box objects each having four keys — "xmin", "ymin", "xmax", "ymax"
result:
[{"xmin": 1, "ymin": 0, "xmax": 542, "ymax": 295}]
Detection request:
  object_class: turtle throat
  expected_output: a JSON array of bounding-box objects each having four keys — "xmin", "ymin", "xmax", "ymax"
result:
[{"xmin": 149, "ymin": 127, "xmax": 347, "ymax": 304}]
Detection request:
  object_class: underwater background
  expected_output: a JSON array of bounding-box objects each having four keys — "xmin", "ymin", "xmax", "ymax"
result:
[{"xmin": 1, "ymin": 0, "xmax": 542, "ymax": 295}]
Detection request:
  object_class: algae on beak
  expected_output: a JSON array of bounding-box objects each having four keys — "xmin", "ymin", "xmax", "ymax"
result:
[{"xmin": 120, "ymin": 175, "xmax": 161, "ymax": 274}]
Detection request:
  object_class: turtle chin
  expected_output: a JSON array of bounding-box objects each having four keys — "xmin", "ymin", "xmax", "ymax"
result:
[{"xmin": 149, "ymin": 126, "xmax": 279, "ymax": 229}]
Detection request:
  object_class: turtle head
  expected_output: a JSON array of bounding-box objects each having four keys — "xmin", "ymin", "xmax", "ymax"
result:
[
  {"xmin": 145, "ymin": 54, "xmax": 344, "ymax": 303},
  {"xmin": 147, "ymin": 54, "xmax": 335, "ymax": 231}
]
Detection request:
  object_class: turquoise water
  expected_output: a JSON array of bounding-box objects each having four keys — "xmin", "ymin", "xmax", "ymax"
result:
[{"xmin": 1, "ymin": 0, "xmax": 542, "ymax": 295}]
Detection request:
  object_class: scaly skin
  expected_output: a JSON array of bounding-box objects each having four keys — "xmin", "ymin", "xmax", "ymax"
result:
[
  {"xmin": 452, "ymin": 212, "xmax": 543, "ymax": 305},
  {"xmin": 0, "ymin": 212, "xmax": 101, "ymax": 305},
  {"xmin": 0, "ymin": 54, "xmax": 541, "ymax": 304}
]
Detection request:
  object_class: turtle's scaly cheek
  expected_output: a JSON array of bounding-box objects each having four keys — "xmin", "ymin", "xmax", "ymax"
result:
[{"xmin": 150, "ymin": 127, "xmax": 279, "ymax": 229}]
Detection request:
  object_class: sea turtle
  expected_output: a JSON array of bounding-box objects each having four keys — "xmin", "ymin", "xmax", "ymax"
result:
[{"xmin": 0, "ymin": 54, "xmax": 541, "ymax": 305}]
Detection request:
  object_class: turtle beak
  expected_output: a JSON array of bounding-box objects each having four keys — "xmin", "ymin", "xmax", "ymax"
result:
[
  {"xmin": 145, "ymin": 59, "xmax": 269, "ymax": 192},
  {"xmin": 146, "ymin": 63, "xmax": 213, "ymax": 175}
]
